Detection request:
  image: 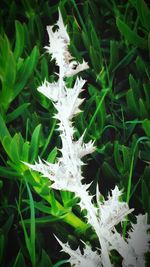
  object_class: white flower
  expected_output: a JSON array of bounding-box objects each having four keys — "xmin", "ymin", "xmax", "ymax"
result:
[
  {"xmin": 98, "ymin": 186, "xmax": 134, "ymax": 230},
  {"xmin": 55, "ymin": 236, "xmax": 102, "ymax": 267},
  {"xmin": 24, "ymin": 8, "xmax": 150, "ymax": 267},
  {"xmin": 53, "ymin": 77, "xmax": 86, "ymax": 120},
  {"xmin": 65, "ymin": 59, "xmax": 89, "ymax": 77},
  {"xmin": 37, "ymin": 80, "xmax": 60, "ymax": 102},
  {"xmin": 124, "ymin": 214, "xmax": 150, "ymax": 267},
  {"xmin": 45, "ymin": 9, "xmax": 88, "ymax": 77},
  {"xmin": 127, "ymin": 214, "xmax": 150, "ymax": 256}
]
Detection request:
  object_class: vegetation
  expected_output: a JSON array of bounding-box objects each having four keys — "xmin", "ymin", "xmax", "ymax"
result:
[{"xmin": 0, "ymin": 0, "xmax": 150, "ymax": 266}]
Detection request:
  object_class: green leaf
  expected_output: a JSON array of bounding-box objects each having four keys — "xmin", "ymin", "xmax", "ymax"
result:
[
  {"xmin": 13, "ymin": 250, "xmax": 26, "ymax": 267},
  {"xmin": 82, "ymin": 30, "xmax": 90, "ymax": 51},
  {"xmin": 0, "ymin": 114, "xmax": 11, "ymax": 142},
  {"xmin": 122, "ymin": 145, "xmax": 130, "ymax": 171},
  {"xmin": 24, "ymin": 200, "xmax": 52, "ymax": 214},
  {"xmin": 14, "ymin": 46, "xmax": 39, "ymax": 100},
  {"xmin": 6, "ymin": 103, "xmax": 30, "ymax": 123},
  {"xmin": 53, "ymin": 260, "xmax": 69, "ymax": 267},
  {"xmin": 25, "ymin": 181, "xmax": 35, "ymax": 266},
  {"xmin": 126, "ymin": 89, "xmax": 139, "ymax": 116},
  {"xmin": 0, "ymin": 166, "xmax": 20, "ymax": 179},
  {"xmin": 22, "ymin": 215, "xmax": 63, "ymax": 225},
  {"xmin": 47, "ymin": 147, "xmax": 57, "ymax": 163},
  {"xmin": 0, "ymin": 232, "xmax": 5, "ymax": 265},
  {"xmin": 10, "ymin": 133, "xmax": 24, "ymax": 163},
  {"xmin": 21, "ymin": 142, "xmax": 30, "ymax": 162},
  {"xmin": 29, "ymin": 124, "xmax": 41, "ymax": 162},
  {"xmin": 102, "ymin": 161, "xmax": 119, "ymax": 182},
  {"xmin": 116, "ymin": 17, "xmax": 147, "ymax": 49},
  {"xmin": 38, "ymin": 249, "xmax": 52, "ymax": 267},
  {"xmin": 3, "ymin": 214, "xmax": 14, "ymax": 235},
  {"xmin": 136, "ymin": 0, "xmax": 150, "ymax": 32},
  {"xmin": 0, "ymin": 34, "xmax": 16, "ymax": 87},
  {"xmin": 86, "ymin": 89, "xmax": 108, "ymax": 137},
  {"xmin": 112, "ymin": 47, "xmax": 136, "ymax": 73},
  {"xmin": 2, "ymin": 136, "xmax": 12, "ymax": 159},
  {"xmin": 90, "ymin": 45, "xmax": 101, "ymax": 73},
  {"xmin": 40, "ymin": 57, "xmax": 49, "ymax": 80},
  {"xmin": 114, "ymin": 141, "xmax": 124, "ymax": 173},
  {"xmin": 142, "ymin": 180, "xmax": 149, "ymax": 212},
  {"xmin": 109, "ymin": 40, "xmax": 119, "ymax": 73},
  {"xmin": 139, "ymin": 98, "xmax": 149, "ymax": 118},
  {"xmin": 17, "ymin": 202, "xmax": 32, "ymax": 266},
  {"xmin": 14, "ymin": 20, "xmax": 25, "ymax": 59},
  {"xmin": 143, "ymin": 119, "xmax": 150, "ymax": 138}
]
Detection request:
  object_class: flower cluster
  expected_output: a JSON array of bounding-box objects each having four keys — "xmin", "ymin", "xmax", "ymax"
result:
[{"xmin": 25, "ymin": 9, "xmax": 150, "ymax": 267}]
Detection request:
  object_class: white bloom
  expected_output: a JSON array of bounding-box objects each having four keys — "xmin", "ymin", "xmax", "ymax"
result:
[
  {"xmin": 55, "ymin": 236, "xmax": 102, "ymax": 267},
  {"xmin": 24, "ymin": 8, "xmax": 150, "ymax": 267},
  {"xmin": 98, "ymin": 186, "xmax": 134, "ymax": 230},
  {"xmin": 45, "ymin": 9, "xmax": 88, "ymax": 77},
  {"xmin": 65, "ymin": 59, "xmax": 89, "ymax": 77},
  {"xmin": 37, "ymin": 80, "xmax": 60, "ymax": 102},
  {"xmin": 53, "ymin": 77, "xmax": 86, "ymax": 120},
  {"xmin": 124, "ymin": 214, "xmax": 150, "ymax": 267},
  {"xmin": 127, "ymin": 214, "xmax": 150, "ymax": 256}
]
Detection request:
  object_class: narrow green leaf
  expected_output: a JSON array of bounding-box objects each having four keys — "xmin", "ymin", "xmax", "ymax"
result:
[
  {"xmin": 25, "ymin": 180, "xmax": 36, "ymax": 267},
  {"xmin": 109, "ymin": 40, "xmax": 119, "ymax": 72},
  {"xmin": 0, "ymin": 232, "xmax": 5, "ymax": 265},
  {"xmin": 13, "ymin": 250, "xmax": 26, "ymax": 267},
  {"xmin": 0, "ymin": 166, "xmax": 20, "ymax": 179},
  {"xmin": 29, "ymin": 124, "xmax": 41, "ymax": 162},
  {"xmin": 47, "ymin": 147, "xmax": 57, "ymax": 163},
  {"xmin": 139, "ymin": 98, "xmax": 149, "ymax": 118},
  {"xmin": 136, "ymin": 0, "xmax": 150, "ymax": 32},
  {"xmin": 0, "ymin": 114, "xmax": 11, "ymax": 142},
  {"xmin": 17, "ymin": 202, "xmax": 32, "ymax": 265},
  {"xmin": 116, "ymin": 17, "xmax": 147, "ymax": 49},
  {"xmin": 22, "ymin": 215, "xmax": 63, "ymax": 225},
  {"xmin": 112, "ymin": 47, "xmax": 136, "ymax": 72},
  {"xmin": 0, "ymin": 35, "xmax": 16, "ymax": 86},
  {"xmin": 40, "ymin": 120, "xmax": 57, "ymax": 158},
  {"xmin": 24, "ymin": 200, "xmax": 52, "ymax": 214},
  {"xmin": 38, "ymin": 249, "xmax": 52, "ymax": 267},
  {"xmin": 90, "ymin": 46, "xmax": 100, "ymax": 73},
  {"xmin": 6, "ymin": 103, "xmax": 30, "ymax": 123},
  {"xmin": 114, "ymin": 142, "xmax": 124, "ymax": 173},
  {"xmin": 10, "ymin": 134, "xmax": 22, "ymax": 162},
  {"xmin": 14, "ymin": 46, "xmax": 39, "ymax": 100},
  {"xmin": 53, "ymin": 260, "xmax": 69, "ymax": 267},
  {"xmin": 14, "ymin": 21, "xmax": 25, "ymax": 59},
  {"xmin": 142, "ymin": 180, "xmax": 149, "ymax": 212},
  {"xmin": 3, "ymin": 214, "xmax": 14, "ymax": 235},
  {"xmin": 143, "ymin": 119, "xmax": 150, "ymax": 138},
  {"xmin": 21, "ymin": 142, "xmax": 30, "ymax": 162},
  {"xmin": 126, "ymin": 89, "xmax": 139, "ymax": 116},
  {"xmin": 86, "ymin": 89, "xmax": 109, "ymax": 136}
]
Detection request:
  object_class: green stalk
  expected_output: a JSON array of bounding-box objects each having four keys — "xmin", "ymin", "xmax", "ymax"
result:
[
  {"xmin": 85, "ymin": 88, "xmax": 109, "ymax": 137},
  {"xmin": 36, "ymin": 191, "xmax": 89, "ymax": 233}
]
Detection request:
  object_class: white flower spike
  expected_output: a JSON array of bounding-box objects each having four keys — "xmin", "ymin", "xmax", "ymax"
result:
[{"xmin": 24, "ymin": 9, "xmax": 150, "ymax": 267}]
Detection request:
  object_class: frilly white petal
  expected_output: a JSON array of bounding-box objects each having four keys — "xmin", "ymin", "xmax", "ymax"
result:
[
  {"xmin": 55, "ymin": 236, "xmax": 102, "ymax": 267},
  {"xmin": 127, "ymin": 214, "xmax": 150, "ymax": 256},
  {"xmin": 37, "ymin": 80, "xmax": 59, "ymax": 102},
  {"xmin": 99, "ymin": 186, "xmax": 134, "ymax": 229}
]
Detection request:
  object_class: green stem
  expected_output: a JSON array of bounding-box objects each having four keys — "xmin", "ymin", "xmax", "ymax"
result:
[
  {"xmin": 85, "ymin": 88, "xmax": 109, "ymax": 137},
  {"xmin": 34, "ymin": 189, "xmax": 89, "ymax": 233}
]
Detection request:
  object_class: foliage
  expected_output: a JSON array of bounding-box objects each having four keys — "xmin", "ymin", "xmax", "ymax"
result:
[{"xmin": 0, "ymin": 0, "xmax": 150, "ymax": 266}]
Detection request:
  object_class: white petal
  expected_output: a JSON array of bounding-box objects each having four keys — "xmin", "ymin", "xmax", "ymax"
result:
[{"xmin": 37, "ymin": 80, "xmax": 60, "ymax": 102}]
